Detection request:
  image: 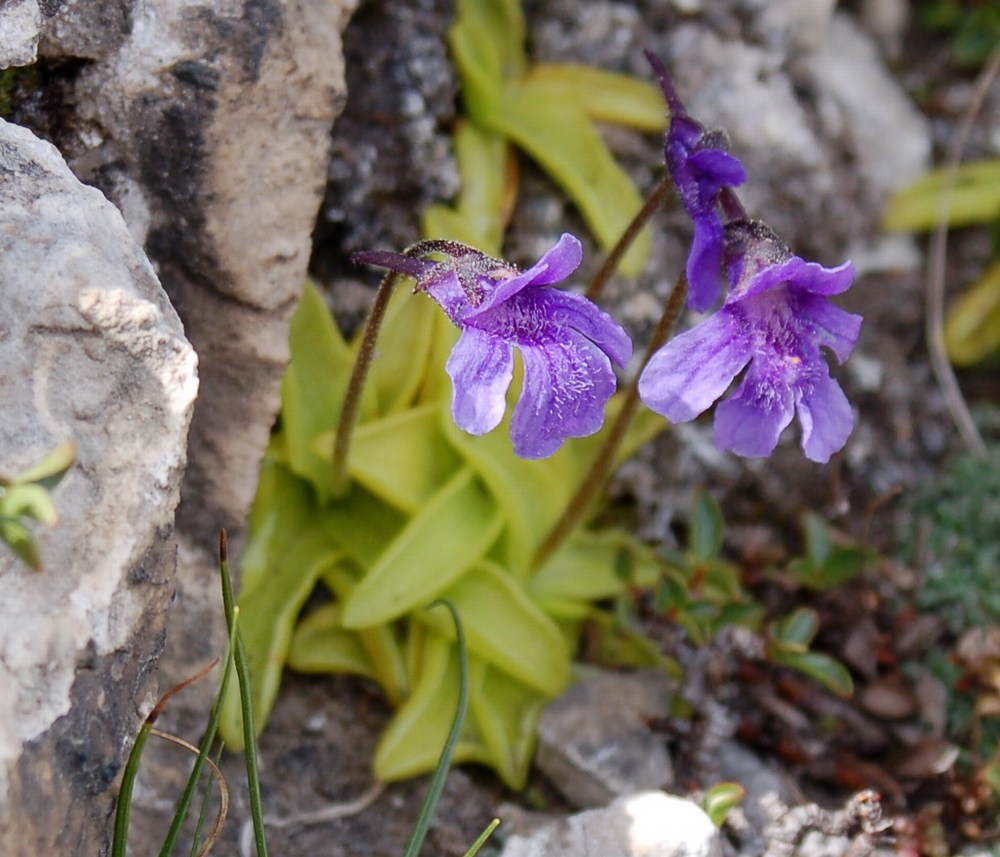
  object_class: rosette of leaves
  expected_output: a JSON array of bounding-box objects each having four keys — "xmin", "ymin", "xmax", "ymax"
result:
[{"xmin": 218, "ymin": 279, "xmax": 666, "ymax": 787}]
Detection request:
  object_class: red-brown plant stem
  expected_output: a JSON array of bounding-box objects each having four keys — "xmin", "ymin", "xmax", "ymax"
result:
[
  {"xmin": 533, "ymin": 274, "xmax": 688, "ymax": 571},
  {"xmin": 330, "ymin": 270, "xmax": 403, "ymax": 496},
  {"xmin": 585, "ymin": 173, "xmax": 674, "ymax": 302}
]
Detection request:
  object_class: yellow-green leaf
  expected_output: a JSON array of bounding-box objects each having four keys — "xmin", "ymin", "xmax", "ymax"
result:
[
  {"xmin": 322, "ymin": 565, "xmax": 409, "ymax": 703},
  {"xmin": 345, "ymin": 404, "xmax": 461, "ymax": 514},
  {"xmin": 883, "ymin": 158, "xmax": 1000, "ymax": 231},
  {"xmin": 421, "ymin": 121, "xmax": 513, "ymax": 255},
  {"xmin": 483, "ymin": 89, "xmax": 650, "ymax": 275},
  {"xmin": 220, "ymin": 533, "xmax": 342, "ymax": 747},
  {"xmin": 449, "ymin": 0, "xmax": 526, "ymax": 117},
  {"xmin": 374, "ymin": 633, "xmax": 490, "ymax": 780},
  {"xmin": 341, "ymin": 468, "xmax": 502, "ymax": 627},
  {"xmin": 420, "ymin": 560, "xmax": 570, "ymax": 694},
  {"xmin": 525, "ymin": 63, "xmax": 667, "ymax": 132},
  {"xmin": 945, "ymin": 259, "xmax": 1000, "ymax": 365},
  {"xmin": 288, "ymin": 604, "xmax": 377, "ymax": 679},
  {"xmin": 467, "ymin": 657, "xmax": 549, "ymax": 789},
  {"xmin": 369, "ymin": 284, "xmax": 438, "ymax": 415},
  {"xmin": 282, "ymin": 280, "xmax": 366, "ymax": 503},
  {"xmin": 529, "ymin": 528, "xmax": 663, "ymax": 602}
]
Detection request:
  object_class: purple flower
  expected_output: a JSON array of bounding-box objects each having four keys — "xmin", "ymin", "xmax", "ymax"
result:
[
  {"xmin": 355, "ymin": 234, "xmax": 632, "ymax": 459},
  {"xmin": 637, "ymin": 227, "xmax": 862, "ymax": 463},
  {"xmin": 646, "ymin": 51, "xmax": 747, "ymax": 312}
]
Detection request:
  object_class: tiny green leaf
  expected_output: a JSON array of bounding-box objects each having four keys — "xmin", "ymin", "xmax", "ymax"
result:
[
  {"xmin": 770, "ymin": 607, "xmax": 820, "ymax": 652},
  {"xmin": 10, "ymin": 439, "xmax": 75, "ymax": 488},
  {"xmin": 0, "ymin": 483, "xmax": 58, "ymax": 525},
  {"xmin": 702, "ymin": 782, "xmax": 745, "ymax": 827},
  {"xmin": 0, "ymin": 518, "xmax": 40, "ymax": 570},
  {"xmin": 689, "ymin": 488, "xmax": 724, "ymax": 562},
  {"xmin": 774, "ymin": 650, "xmax": 854, "ymax": 698}
]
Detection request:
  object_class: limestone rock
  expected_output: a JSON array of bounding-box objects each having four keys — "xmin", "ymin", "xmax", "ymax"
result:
[
  {"xmin": 0, "ymin": 118, "xmax": 198, "ymax": 854},
  {"xmin": 804, "ymin": 13, "xmax": 930, "ymax": 198},
  {"xmin": 4, "ymin": 1, "xmax": 357, "ymax": 847},
  {"xmin": 37, "ymin": 0, "xmax": 133, "ymax": 61},
  {"xmin": 499, "ymin": 791, "xmax": 724, "ymax": 857},
  {"xmin": 536, "ymin": 669, "xmax": 675, "ymax": 809},
  {"xmin": 27, "ymin": 0, "xmax": 357, "ymax": 692},
  {"xmin": 47, "ymin": 0, "xmax": 358, "ymax": 552},
  {"xmin": 0, "ymin": 0, "xmax": 42, "ymax": 68}
]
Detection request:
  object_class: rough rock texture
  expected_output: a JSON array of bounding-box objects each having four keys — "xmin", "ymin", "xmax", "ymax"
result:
[
  {"xmin": 536, "ymin": 669, "xmax": 675, "ymax": 809},
  {"xmin": 18, "ymin": 0, "xmax": 358, "ymax": 693},
  {"xmin": 0, "ymin": 118, "xmax": 198, "ymax": 854},
  {"xmin": 499, "ymin": 791, "xmax": 724, "ymax": 857},
  {"xmin": 0, "ymin": 0, "xmax": 356, "ymax": 850},
  {"xmin": 0, "ymin": 0, "xmax": 41, "ymax": 68},
  {"xmin": 42, "ymin": 0, "xmax": 359, "ymax": 551}
]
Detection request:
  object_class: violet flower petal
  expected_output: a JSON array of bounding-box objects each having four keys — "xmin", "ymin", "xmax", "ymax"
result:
[
  {"xmin": 713, "ymin": 361, "xmax": 796, "ymax": 457},
  {"xmin": 637, "ymin": 309, "xmax": 753, "ymax": 422},
  {"xmin": 792, "ymin": 291, "xmax": 864, "ymax": 364},
  {"xmin": 796, "ymin": 370, "xmax": 854, "ymax": 464},
  {"xmin": 531, "ymin": 289, "xmax": 633, "ymax": 368},
  {"xmin": 445, "ymin": 326, "xmax": 514, "ymax": 436},
  {"xmin": 740, "ymin": 257, "xmax": 855, "ymax": 301},
  {"xmin": 510, "ymin": 334, "xmax": 619, "ymax": 458},
  {"xmin": 469, "ymin": 233, "xmax": 584, "ymax": 316}
]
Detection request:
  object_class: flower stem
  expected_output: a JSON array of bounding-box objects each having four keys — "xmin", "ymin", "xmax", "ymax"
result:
[
  {"xmin": 533, "ymin": 274, "xmax": 688, "ymax": 571},
  {"xmin": 586, "ymin": 173, "xmax": 673, "ymax": 302},
  {"xmin": 330, "ymin": 270, "xmax": 402, "ymax": 497}
]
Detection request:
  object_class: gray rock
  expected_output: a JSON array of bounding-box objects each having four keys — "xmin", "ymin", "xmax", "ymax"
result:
[
  {"xmin": 0, "ymin": 118, "xmax": 197, "ymax": 853},
  {"xmin": 499, "ymin": 791, "xmax": 723, "ymax": 857},
  {"xmin": 744, "ymin": 0, "xmax": 838, "ymax": 54},
  {"xmin": 859, "ymin": 0, "xmax": 910, "ymax": 60},
  {"xmin": 719, "ymin": 741, "xmax": 794, "ymax": 839},
  {"xmin": 804, "ymin": 13, "xmax": 930, "ymax": 197},
  {"xmin": 0, "ymin": 0, "xmax": 41, "ymax": 68},
  {"xmin": 37, "ymin": 0, "xmax": 132, "ymax": 61},
  {"xmin": 536, "ymin": 669, "xmax": 675, "ymax": 809},
  {"xmin": 53, "ymin": 0, "xmax": 357, "ymax": 550},
  {"xmin": 27, "ymin": 0, "xmax": 357, "ymax": 703}
]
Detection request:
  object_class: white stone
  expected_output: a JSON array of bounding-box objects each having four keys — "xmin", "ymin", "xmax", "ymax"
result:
[
  {"xmin": 0, "ymin": 0, "xmax": 41, "ymax": 68},
  {"xmin": 500, "ymin": 791, "xmax": 723, "ymax": 857},
  {"xmin": 0, "ymin": 117, "xmax": 197, "ymax": 839},
  {"xmin": 805, "ymin": 13, "xmax": 931, "ymax": 196}
]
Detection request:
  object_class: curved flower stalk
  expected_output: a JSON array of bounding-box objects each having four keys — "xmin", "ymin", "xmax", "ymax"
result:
[
  {"xmin": 645, "ymin": 50, "xmax": 746, "ymax": 312},
  {"xmin": 355, "ymin": 233, "xmax": 632, "ymax": 459},
  {"xmin": 639, "ymin": 223, "xmax": 862, "ymax": 463}
]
